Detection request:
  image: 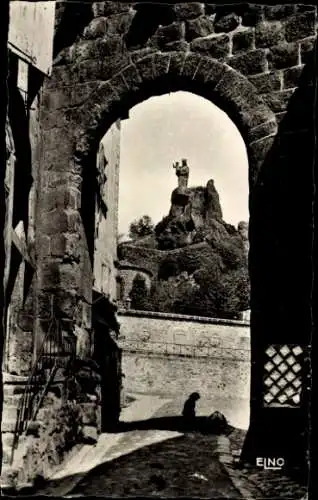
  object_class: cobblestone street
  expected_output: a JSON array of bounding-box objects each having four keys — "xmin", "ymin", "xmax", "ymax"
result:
[{"xmin": 16, "ymin": 394, "xmax": 307, "ymax": 499}]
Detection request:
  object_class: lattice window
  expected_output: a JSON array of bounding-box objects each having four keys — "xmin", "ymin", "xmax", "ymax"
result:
[{"xmin": 263, "ymin": 345, "xmax": 304, "ymax": 407}]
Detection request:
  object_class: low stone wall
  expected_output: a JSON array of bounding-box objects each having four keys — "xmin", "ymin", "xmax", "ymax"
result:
[{"xmin": 117, "ymin": 309, "xmax": 251, "ymax": 406}]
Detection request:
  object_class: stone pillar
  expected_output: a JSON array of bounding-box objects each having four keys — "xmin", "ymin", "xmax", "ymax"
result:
[{"xmin": 34, "ymin": 112, "xmax": 92, "ymax": 355}]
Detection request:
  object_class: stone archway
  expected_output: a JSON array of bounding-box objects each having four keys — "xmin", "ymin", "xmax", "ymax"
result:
[
  {"xmin": 37, "ymin": 50, "xmax": 277, "ymax": 462},
  {"xmin": 39, "ymin": 52, "xmax": 277, "ymax": 302},
  {"xmin": 36, "ymin": 3, "xmax": 316, "ymax": 466},
  {"xmin": 38, "ymin": 52, "xmax": 278, "ymax": 344}
]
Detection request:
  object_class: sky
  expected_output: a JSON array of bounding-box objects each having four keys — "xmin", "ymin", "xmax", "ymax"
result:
[{"xmin": 117, "ymin": 91, "xmax": 249, "ymax": 236}]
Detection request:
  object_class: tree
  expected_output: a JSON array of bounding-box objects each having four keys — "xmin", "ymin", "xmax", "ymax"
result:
[
  {"xmin": 129, "ymin": 215, "xmax": 154, "ymax": 240},
  {"xmin": 129, "ymin": 273, "xmax": 149, "ymax": 310}
]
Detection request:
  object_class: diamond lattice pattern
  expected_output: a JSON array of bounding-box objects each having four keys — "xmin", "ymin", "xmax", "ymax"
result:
[{"xmin": 263, "ymin": 345, "xmax": 303, "ymax": 407}]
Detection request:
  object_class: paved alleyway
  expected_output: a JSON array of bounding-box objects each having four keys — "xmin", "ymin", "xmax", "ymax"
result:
[
  {"xmin": 32, "ymin": 393, "xmax": 243, "ymax": 497},
  {"xmin": 9, "ymin": 394, "xmax": 307, "ymax": 499},
  {"xmin": 69, "ymin": 433, "xmax": 242, "ymax": 498}
]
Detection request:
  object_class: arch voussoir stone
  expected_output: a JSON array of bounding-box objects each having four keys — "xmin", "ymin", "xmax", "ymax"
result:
[
  {"xmin": 120, "ymin": 64, "xmax": 143, "ymax": 92},
  {"xmin": 248, "ymin": 135, "xmax": 276, "ymax": 186},
  {"xmin": 249, "ymin": 119, "xmax": 278, "ymax": 144},
  {"xmin": 168, "ymin": 51, "xmax": 189, "ymax": 77},
  {"xmin": 152, "ymin": 52, "xmax": 172, "ymax": 79},
  {"xmin": 214, "ymin": 67, "xmax": 276, "ymax": 137},
  {"xmin": 72, "ymin": 80, "xmax": 122, "ymax": 160},
  {"xmin": 135, "ymin": 54, "xmax": 157, "ymax": 82},
  {"xmin": 194, "ymin": 56, "xmax": 227, "ymax": 84},
  {"xmin": 181, "ymin": 52, "xmax": 202, "ymax": 79},
  {"xmin": 73, "ymin": 50, "xmax": 277, "ymax": 182}
]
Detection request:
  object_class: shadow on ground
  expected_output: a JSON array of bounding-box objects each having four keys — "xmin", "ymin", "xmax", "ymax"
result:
[
  {"xmin": 2, "ymin": 423, "xmax": 305, "ymax": 498},
  {"xmin": 49, "ymin": 433, "xmax": 242, "ymax": 498},
  {"xmin": 106, "ymin": 415, "xmax": 230, "ymax": 434}
]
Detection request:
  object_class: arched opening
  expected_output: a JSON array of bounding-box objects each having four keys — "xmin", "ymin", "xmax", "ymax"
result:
[
  {"xmin": 91, "ymin": 88, "xmax": 251, "ymax": 434},
  {"xmin": 118, "ymin": 91, "xmax": 249, "ymax": 320},
  {"xmin": 41, "ymin": 51, "xmax": 281, "ymax": 462}
]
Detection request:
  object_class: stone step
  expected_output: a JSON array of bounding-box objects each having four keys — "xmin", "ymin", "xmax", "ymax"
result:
[
  {"xmin": 2, "ymin": 404, "xmax": 19, "ymax": 422},
  {"xmin": 2, "ymin": 419, "xmax": 18, "ymax": 433},
  {"xmin": 2, "ymin": 393, "xmax": 23, "ymax": 406},
  {"xmin": 3, "ymin": 383, "xmax": 32, "ymax": 396},
  {"xmin": 3, "ymin": 373, "xmax": 29, "ymax": 384}
]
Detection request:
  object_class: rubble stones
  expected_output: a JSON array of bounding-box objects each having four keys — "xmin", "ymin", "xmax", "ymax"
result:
[
  {"xmin": 255, "ymin": 21, "xmax": 286, "ymax": 48},
  {"xmin": 249, "ymin": 72, "xmax": 282, "ymax": 93},
  {"xmin": 232, "ymin": 29, "xmax": 255, "ymax": 53},
  {"xmin": 83, "ymin": 17, "xmax": 108, "ymax": 39},
  {"xmin": 264, "ymin": 5, "xmax": 296, "ymax": 21},
  {"xmin": 92, "ymin": 2, "xmax": 132, "ymax": 17},
  {"xmin": 191, "ymin": 34, "xmax": 231, "ymax": 58},
  {"xmin": 173, "ymin": 3, "xmax": 205, "ymax": 21},
  {"xmin": 186, "ymin": 16, "xmax": 214, "ymax": 41},
  {"xmin": 164, "ymin": 41, "xmax": 189, "ymax": 52},
  {"xmin": 214, "ymin": 13, "xmax": 240, "ymax": 33},
  {"xmin": 285, "ymin": 11, "xmax": 316, "ymax": 42},
  {"xmin": 228, "ymin": 49, "xmax": 267, "ymax": 76},
  {"xmin": 300, "ymin": 37, "xmax": 316, "ymax": 65},
  {"xmin": 241, "ymin": 5, "xmax": 264, "ymax": 26},
  {"xmin": 282, "ymin": 65, "xmax": 304, "ymax": 89},
  {"xmin": 151, "ymin": 22, "xmax": 186, "ymax": 49},
  {"xmin": 268, "ymin": 42, "xmax": 299, "ymax": 70},
  {"xmin": 103, "ymin": 12, "xmax": 136, "ymax": 37}
]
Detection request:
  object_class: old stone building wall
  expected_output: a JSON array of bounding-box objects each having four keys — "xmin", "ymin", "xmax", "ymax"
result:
[
  {"xmin": 118, "ymin": 309, "xmax": 250, "ymax": 427},
  {"xmin": 117, "ymin": 265, "xmax": 152, "ymax": 303},
  {"xmin": 1, "ymin": 53, "xmax": 44, "ymax": 471},
  {"xmin": 37, "ymin": 2, "xmax": 315, "ymax": 468},
  {"xmin": 93, "ymin": 120, "xmax": 121, "ymax": 301}
]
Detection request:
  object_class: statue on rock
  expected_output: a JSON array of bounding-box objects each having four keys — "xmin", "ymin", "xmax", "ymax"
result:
[{"xmin": 173, "ymin": 158, "xmax": 189, "ymax": 189}]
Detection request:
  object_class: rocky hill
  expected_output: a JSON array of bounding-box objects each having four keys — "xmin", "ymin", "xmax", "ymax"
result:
[{"xmin": 118, "ymin": 162, "xmax": 249, "ymax": 319}]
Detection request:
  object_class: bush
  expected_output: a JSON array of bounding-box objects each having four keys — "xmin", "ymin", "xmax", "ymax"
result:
[
  {"xmin": 129, "ymin": 273, "xmax": 149, "ymax": 310},
  {"xmin": 158, "ymin": 256, "xmax": 180, "ymax": 280},
  {"xmin": 177, "ymin": 248, "xmax": 202, "ymax": 275},
  {"xmin": 129, "ymin": 215, "xmax": 154, "ymax": 240}
]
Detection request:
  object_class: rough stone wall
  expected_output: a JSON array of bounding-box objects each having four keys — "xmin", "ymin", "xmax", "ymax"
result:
[
  {"xmin": 118, "ymin": 309, "xmax": 250, "ymax": 402},
  {"xmin": 117, "ymin": 267, "xmax": 152, "ymax": 302},
  {"xmin": 35, "ymin": 2, "xmax": 316, "ymax": 466},
  {"xmin": 118, "ymin": 243, "xmax": 164, "ymax": 276},
  {"xmin": 1, "ymin": 58, "xmax": 43, "ymax": 476},
  {"xmin": 3, "ymin": 79, "xmax": 38, "ymax": 378},
  {"xmin": 93, "ymin": 120, "xmax": 121, "ymax": 301}
]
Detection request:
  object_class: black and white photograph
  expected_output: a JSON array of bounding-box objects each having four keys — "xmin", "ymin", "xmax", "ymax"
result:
[{"xmin": 0, "ymin": 1, "xmax": 314, "ymax": 498}]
